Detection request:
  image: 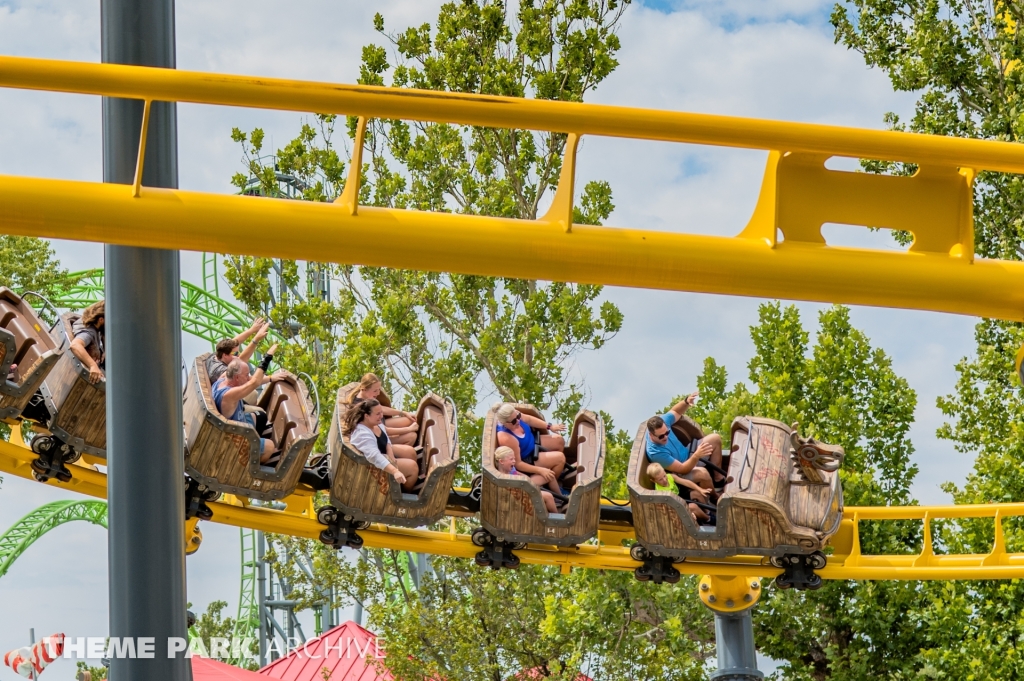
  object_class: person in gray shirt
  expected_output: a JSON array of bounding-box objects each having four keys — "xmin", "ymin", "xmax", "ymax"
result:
[
  {"xmin": 205, "ymin": 316, "xmax": 270, "ymax": 383},
  {"xmin": 70, "ymin": 300, "xmax": 105, "ymax": 384}
]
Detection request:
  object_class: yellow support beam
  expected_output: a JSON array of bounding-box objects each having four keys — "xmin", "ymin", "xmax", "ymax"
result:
[
  {"xmin": 3, "ymin": 438, "xmax": 1024, "ymax": 581},
  {"xmin": 2, "ymin": 57, "xmax": 1024, "ymax": 318}
]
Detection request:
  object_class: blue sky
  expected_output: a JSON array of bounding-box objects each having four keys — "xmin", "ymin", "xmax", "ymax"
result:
[{"xmin": 0, "ymin": 0, "xmax": 984, "ymax": 677}]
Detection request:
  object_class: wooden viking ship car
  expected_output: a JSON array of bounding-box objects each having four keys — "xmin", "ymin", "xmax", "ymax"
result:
[
  {"xmin": 475, "ymin": 404, "xmax": 605, "ymax": 564},
  {"xmin": 628, "ymin": 415, "xmax": 844, "ymax": 585},
  {"xmin": 183, "ymin": 353, "xmax": 319, "ymax": 506},
  {"xmin": 30, "ymin": 312, "xmax": 108, "ymax": 473},
  {"xmin": 318, "ymin": 383, "xmax": 459, "ymax": 549},
  {"xmin": 0, "ymin": 289, "xmax": 60, "ymax": 421}
]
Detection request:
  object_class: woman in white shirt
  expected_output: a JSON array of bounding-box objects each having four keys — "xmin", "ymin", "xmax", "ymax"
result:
[{"xmin": 342, "ymin": 399, "xmax": 419, "ymax": 491}]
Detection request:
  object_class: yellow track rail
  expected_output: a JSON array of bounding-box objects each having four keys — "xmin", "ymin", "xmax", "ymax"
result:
[
  {"xmin": 2, "ymin": 439, "xmax": 1021, "ymax": 580},
  {"xmin": 3, "ymin": 56, "xmax": 1024, "ymax": 319},
  {"xmin": 3, "ymin": 57, "xmax": 1023, "ymax": 580}
]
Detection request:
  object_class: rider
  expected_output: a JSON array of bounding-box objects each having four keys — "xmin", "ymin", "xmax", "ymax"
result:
[
  {"xmin": 345, "ymin": 373, "xmax": 419, "ymax": 446},
  {"xmin": 646, "ymin": 461, "xmax": 709, "ymax": 524},
  {"xmin": 495, "ymin": 445, "xmax": 559, "ymax": 513},
  {"xmin": 645, "ymin": 391, "xmax": 727, "ymax": 490},
  {"xmin": 492, "ymin": 402, "xmax": 568, "ymax": 492},
  {"xmin": 206, "ymin": 316, "xmax": 270, "ymax": 383},
  {"xmin": 343, "ymin": 398, "xmax": 419, "ymax": 492},
  {"xmin": 70, "ymin": 300, "xmax": 105, "ymax": 384},
  {"xmin": 212, "ymin": 346, "xmax": 282, "ymax": 464}
]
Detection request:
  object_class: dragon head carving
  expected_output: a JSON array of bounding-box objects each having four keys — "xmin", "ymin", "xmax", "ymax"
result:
[{"xmin": 788, "ymin": 423, "xmax": 845, "ymax": 483}]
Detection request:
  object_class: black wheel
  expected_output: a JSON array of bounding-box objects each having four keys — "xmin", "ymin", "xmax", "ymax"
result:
[
  {"xmin": 30, "ymin": 435, "xmax": 53, "ymax": 455},
  {"xmin": 474, "ymin": 551, "xmax": 491, "ymax": 567},
  {"xmin": 503, "ymin": 554, "xmax": 521, "ymax": 570},
  {"xmin": 62, "ymin": 449, "xmax": 82, "ymax": 464},
  {"xmin": 630, "ymin": 544, "xmax": 649, "ymax": 562},
  {"xmin": 775, "ymin": 575, "xmax": 793, "ymax": 590},
  {"xmin": 201, "ymin": 488, "xmax": 221, "ymax": 502},
  {"xmin": 197, "ymin": 505, "xmax": 214, "ymax": 521},
  {"xmin": 471, "ymin": 528, "xmax": 492, "ymax": 547},
  {"xmin": 316, "ymin": 506, "xmax": 337, "ymax": 526},
  {"xmin": 55, "ymin": 468, "xmax": 72, "ymax": 483},
  {"xmin": 808, "ymin": 551, "xmax": 827, "ymax": 570},
  {"xmin": 634, "ymin": 567, "xmax": 651, "ymax": 582},
  {"xmin": 319, "ymin": 528, "xmax": 336, "ymax": 545},
  {"xmin": 346, "ymin": 534, "xmax": 364, "ymax": 550},
  {"xmin": 30, "ymin": 457, "xmax": 49, "ymax": 476},
  {"xmin": 32, "ymin": 471, "xmax": 49, "ymax": 483},
  {"xmin": 354, "ymin": 520, "xmax": 371, "ymax": 530},
  {"xmin": 769, "ymin": 555, "xmax": 785, "ymax": 569},
  {"xmin": 806, "ymin": 574, "xmax": 823, "ymax": 590},
  {"xmin": 665, "ymin": 568, "xmax": 681, "ymax": 584},
  {"xmin": 512, "ymin": 542, "xmax": 527, "ymax": 550}
]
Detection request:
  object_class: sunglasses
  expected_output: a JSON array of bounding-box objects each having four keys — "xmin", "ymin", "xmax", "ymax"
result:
[
  {"xmin": 652, "ymin": 429, "xmax": 670, "ymax": 440},
  {"xmin": 510, "ymin": 412, "xmax": 521, "ymax": 424}
]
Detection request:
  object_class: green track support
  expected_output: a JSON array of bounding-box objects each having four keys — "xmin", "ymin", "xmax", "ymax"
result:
[
  {"xmin": 0, "ymin": 500, "xmax": 108, "ymax": 578},
  {"xmin": 231, "ymin": 528, "xmax": 260, "ymax": 666}
]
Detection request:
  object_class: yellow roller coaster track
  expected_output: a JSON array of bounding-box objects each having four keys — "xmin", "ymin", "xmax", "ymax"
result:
[
  {"xmin": 2, "ymin": 438, "xmax": 1021, "ymax": 581},
  {"xmin": 3, "ymin": 56, "xmax": 1024, "ymax": 320},
  {"xmin": 3, "ymin": 56, "xmax": 1024, "ymax": 582}
]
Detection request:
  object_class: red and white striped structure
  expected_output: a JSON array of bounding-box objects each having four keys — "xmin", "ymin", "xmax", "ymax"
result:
[{"xmin": 3, "ymin": 633, "xmax": 64, "ymax": 678}]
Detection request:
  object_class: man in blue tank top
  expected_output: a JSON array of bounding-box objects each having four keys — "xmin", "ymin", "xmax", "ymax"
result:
[{"xmin": 212, "ymin": 345, "xmax": 282, "ymax": 464}]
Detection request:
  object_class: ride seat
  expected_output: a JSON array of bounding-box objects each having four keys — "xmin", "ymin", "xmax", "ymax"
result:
[
  {"xmin": 15, "ymin": 342, "xmax": 44, "ymax": 381},
  {"xmin": 265, "ymin": 389, "xmax": 288, "ymax": 422},
  {"xmin": 277, "ymin": 395, "xmax": 308, "ymax": 447},
  {"xmin": 0, "ymin": 309, "xmax": 16, "ymax": 328},
  {"xmin": 6, "ymin": 316, "xmax": 39, "ymax": 350},
  {"xmin": 13, "ymin": 336, "xmax": 38, "ymax": 367},
  {"xmin": 273, "ymin": 418, "xmax": 297, "ymax": 451}
]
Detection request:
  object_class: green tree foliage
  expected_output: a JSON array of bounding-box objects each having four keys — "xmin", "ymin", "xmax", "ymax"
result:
[
  {"xmin": 833, "ymin": 3, "xmax": 1024, "ymax": 678},
  {"xmin": 225, "ymin": 1, "xmax": 627, "ymax": 454},
  {"xmin": 270, "ymin": 535, "xmax": 714, "ymax": 681},
  {"xmin": 76, "ymin": 660, "xmax": 108, "ymax": 680},
  {"xmin": 189, "ymin": 600, "xmax": 237, "ymax": 644},
  {"xmin": 0, "ymin": 236, "xmax": 69, "ymax": 298},
  {"xmin": 264, "ymin": 303, "xmax": 919, "ymax": 680},
  {"xmin": 0, "ymin": 236, "xmax": 68, "ymax": 449},
  {"xmin": 688, "ymin": 303, "xmax": 924, "ymax": 681}
]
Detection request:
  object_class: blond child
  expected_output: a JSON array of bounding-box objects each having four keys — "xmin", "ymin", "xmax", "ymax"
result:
[
  {"xmin": 647, "ymin": 462, "xmax": 709, "ymax": 524},
  {"xmin": 495, "ymin": 446, "xmax": 559, "ymax": 513}
]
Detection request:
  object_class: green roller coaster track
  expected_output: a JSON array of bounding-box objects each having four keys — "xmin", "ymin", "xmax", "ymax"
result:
[
  {"xmin": 51, "ymin": 268, "xmax": 282, "ymax": 347},
  {"xmin": 0, "ymin": 500, "xmax": 108, "ymax": 579},
  {"xmin": 6, "ymin": 254, "xmax": 319, "ymax": 667},
  {"xmin": 10, "ymin": 260, "xmax": 269, "ymax": 666}
]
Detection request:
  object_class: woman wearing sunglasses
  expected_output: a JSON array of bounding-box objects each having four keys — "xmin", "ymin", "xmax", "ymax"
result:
[{"xmin": 492, "ymin": 402, "xmax": 568, "ymax": 490}]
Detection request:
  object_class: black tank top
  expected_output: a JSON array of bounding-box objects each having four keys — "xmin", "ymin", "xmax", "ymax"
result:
[{"xmin": 374, "ymin": 426, "xmax": 389, "ymax": 454}]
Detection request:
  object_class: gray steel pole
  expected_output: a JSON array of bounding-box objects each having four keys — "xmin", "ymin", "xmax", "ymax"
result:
[
  {"xmin": 710, "ymin": 609, "xmax": 763, "ymax": 681},
  {"xmin": 257, "ymin": 532, "xmax": 268, "ymax": 667},
  {"xmin": 102, "ymin": 1, "xmax": 187, "ymax": 680}
]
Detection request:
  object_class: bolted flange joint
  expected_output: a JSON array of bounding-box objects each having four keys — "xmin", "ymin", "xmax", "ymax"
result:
[{"xmin": 699, "ymin": 574, "xmax": 764, "ymax": 613}]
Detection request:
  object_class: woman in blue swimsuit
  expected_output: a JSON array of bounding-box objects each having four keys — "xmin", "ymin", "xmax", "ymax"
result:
[{"xmin": 493, "ymin": 402, "xmax": 567, "ymax": 490}]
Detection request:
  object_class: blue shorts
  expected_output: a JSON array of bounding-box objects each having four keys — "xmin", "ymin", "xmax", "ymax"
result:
[{"xmin": 242, "ymin": 413, "xmax": 274, "ymax": 452}]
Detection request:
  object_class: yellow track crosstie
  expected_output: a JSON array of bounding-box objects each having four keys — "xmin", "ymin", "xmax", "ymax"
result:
[
  {"xmin": 2, "ymin": 439, "xmax": 1021, "ymax": 581},
  {"xmin": 2, "ymin": 56, "xmax": 1024, "ymax": 319}
]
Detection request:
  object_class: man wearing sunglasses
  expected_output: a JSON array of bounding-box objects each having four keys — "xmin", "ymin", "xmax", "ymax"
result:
[{"xmin": 645, "ymin": 391, "xmax": 726, "ymax": 494}]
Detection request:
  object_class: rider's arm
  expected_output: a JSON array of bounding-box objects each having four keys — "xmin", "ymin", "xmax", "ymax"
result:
[
  {"xmin": 670, "ymin": 392, "xmax": 699, "ymax": 418},
  {"xmin": 664, "ymin": 455, "xmax": 699, "ymax": 475},
  {"xmin": 70, "ymin": 338, "xmax": 101, "ymax": 374}
]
